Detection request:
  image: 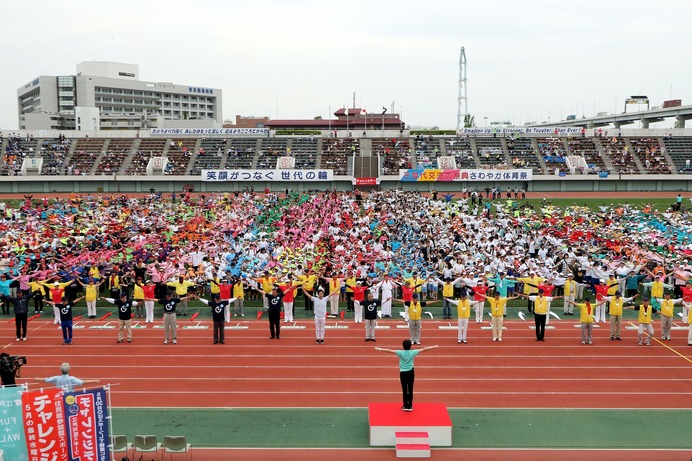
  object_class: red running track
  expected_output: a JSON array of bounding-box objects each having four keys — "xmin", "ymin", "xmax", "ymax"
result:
[{"xmin": 3, "ymin": 316, "xmax": 691, "ymax": 409}]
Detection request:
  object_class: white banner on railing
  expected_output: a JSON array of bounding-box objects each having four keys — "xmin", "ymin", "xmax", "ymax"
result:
[
  {"xmin": 458, "ymin": 127, "xmax": 584, "ymax": 135},
  {"xmin": 202, "ymin": 169, "xmax": 334, "ymax": 182},
  {"xmin": 151, "ymin": 128, "xmax": 269, "ymax": 136}
]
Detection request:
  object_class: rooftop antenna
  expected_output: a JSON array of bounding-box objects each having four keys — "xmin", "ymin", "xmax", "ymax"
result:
[{"xmin": 456, "ymin": 46, "xmax": 468, "ymax": 131}]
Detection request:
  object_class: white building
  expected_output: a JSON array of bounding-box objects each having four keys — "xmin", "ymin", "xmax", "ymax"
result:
[{"xmin": 17, "ymin": 61, "xmax": 223, "ymax": 131}]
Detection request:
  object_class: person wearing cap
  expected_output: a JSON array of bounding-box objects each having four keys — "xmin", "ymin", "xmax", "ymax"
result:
[
  {"xmin": 518, "ymin": 289, "xmax": 563, "ymax": 341},
  {"xmin": 563, "ymin": 273, "xmax": 585, "ymax": 315},
  {"xmin": 515, "ymin": 271, "xmax": 545, "ymax": 314},
  {"xmin": 40, "ymin": 278, "xmax": 74, "ymax": 325},
  {"xmin": 131, "ymin": 277, "xmax": 146, "ymax": 318},
  {"xmin": 277, "ymin": 276, "xmax": 302, "ymax": 323},
  {"xmin": 485, "ymin": 272, "xmax": 517, "ymax": 317},
  {"xmin": 302, "ymin": 285, "xmax": 331, "ymax": 344},
  {"xmin": 372, "ymin": 273, "xmax": 396, "ymax": 318},
  {"xmin": 602, "ymin": 290, "xmax": 638, "ymax": 341},
  {"xmin": 625, "ymin": 270, "xmax": 647, "ymax": 301},
  {"xmin": 77, "ymin": 277, "xmax": 106, "ymax": 319},
  {"xmin": 320, "ymin": 273, "xmax": 346, "ymax": 317},
  {"xmin": 565, "ymin": 296, "xmax": 607, "ymax": 344},
  {"xmin": 166, "ymin": 275, "xmax": 196, "ymax": 316},
  {"xmin": 210, "ymin": 275, "xmax": 233, "ymax": 321},
  {"xmin": 136, "ymin": 279, "xmax": 157, "ymax": 323},
  {"xmin": 345, "ymin": 280, "xmax": 374, "ymax": 323},
  {"xmin": 255, "ymin": 271, "xmax": 277, "ymax": 312},
  {"xmin": 36, "ymin": 363, "xmax": 100, "ymax": 392},
  {"xmin": 445, "ymin": 291, "xmax": 472, "ymax": 343},
  {"xmin": 626, "ymin": 298, "xmax": 658, "ymax": 346},
  {"xmin": 652, "ymin": 292, "xmax": 683, "ymax": 341},
  {"xmin": 231, "ymin": 276, "xmax": 247, "ymax": 318},
  {"xmin": 101, "ymin": 291, "xmax": 140, "ymax": 343},
  {"xmin": 482, "ymin": 291, "xmax": 520, "ymax": 342},
  {"xmin": 44, "ymin": 295, "xmax": 85, "ymax": 345},
  {"xmin": 394, "ymin": 293, "xmax": 441, "ymax": 345},
  {"xmin": 679, "ymin": 280, "xmax": 692, "ymax": 326},
  {"xmin": 199, "ymin": 293, "xmax": 236, "ymax": 344},
  {"xmin": 362, "ymin": 290, "xmax": 389, "ymax": 341},
  {"xmin": 592, "ymin": 279, "xmax": 613, "ymax": 323},
  {"xmin": 639, "ymin": 276, "xmax": 673, "ymax": 314},
  {"xmin": 147, "ymin": 290, "xmax": 193, "ymax": 344},
  {"xmin": 433, "ymin": 275, "xmax": 464, "ymax": 319}
]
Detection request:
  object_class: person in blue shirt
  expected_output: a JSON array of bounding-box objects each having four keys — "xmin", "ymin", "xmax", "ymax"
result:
[
  {"xmin": 375, "ymin": 340, "xmax": 439, "ymax": 411},
  {"xmin": 36, "ymin": 362, "xmax": 100, "ymax": 392}
]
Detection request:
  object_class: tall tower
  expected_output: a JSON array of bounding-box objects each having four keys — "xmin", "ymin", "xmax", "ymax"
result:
[{"xmin": 456, "ymin": 47, "xmax": 468, "ymax": 131}]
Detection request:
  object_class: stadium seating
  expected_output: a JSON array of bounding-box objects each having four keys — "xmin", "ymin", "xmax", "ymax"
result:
[
  {"xmin": 166, "ymin": 139, "xmax": 198, "ymax": 175},
  {"xmin": 566, "ymin": 137, "xmax": 607, "ymax": 173},
  {"xmin": 375, "ymin": 137, "xmax": 412, "ymax": 175},
  {"xmin": 321, "ymin": 138, "xmax": 356, "ymax": 175},
  {"xmin": 443, "ymin": 137, "xmax": 477, "ymax": 168},
  {"xmin": 506, "ymin": 137, "xmax": 543, "ymax": 174},
  {"xmin": 597, "ymin": 136, "xmax": 638, "ymax": 174},
  {"xmin": 2, "ymin": 135, "xmax": 38, "ymax": 176},
  {"xmin": 629, "ymin": 137, "xmax": 672, "ymax": 174},
  {"xmin": 257, "ymin": 138, "xmax": 289, "ymax": 169},
  {"xmin": 662, "ymin": 136, "xmax": 692, "ymax": 173},
  {"xmin": 473, "ymin": 137, "xmax": 508, "ymax": 168},
  {"xmin": 290, "ymin": 137, "xmax": 319, "ymax": 169},
  {"xmin": 224, "ymin": 138, "xmax": 259, "ymax": 169},
  {"xmin": 38, "ymin": 138, "xmax": 70, "ymax": 175},
  {"xmin": 126, "ymin": 138, "xmax": 167, "ymax": 175},
  {"xmin": 95, "ymin": 138, "xmax": 137, "ymax": 175},
  {"xmin": 189, "ymin": 138, "xmax": 228, "ymax": 175},
  {"xmin": 65, "ymin": 138, "xmax": 108, "ymax": 175}
]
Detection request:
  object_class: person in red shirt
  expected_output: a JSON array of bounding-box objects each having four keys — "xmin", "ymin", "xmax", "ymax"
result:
[
  {"xmin": 395, "ymin": 280, "xmax": 425, "ymax": 306},
  {"xmin": 137, "ymin": 280, "xmax": 157, "ymax": 323},
  {"xmin": 211, "ymin": 277, "xmax": 233, "ymax": 322},
  {"xmin": 680, "ymin": 280, "xmax": 692, "ymax": 325},
  {"xmin": 467, "ymin": 282, "xmax": 491, "ymax": 323},
  {"xmin": 345, "ymin": 281, "xmax": 372, "ymax": 323},
  {"xmin": 278, "ymin": 276, "xmax": 302, "ymax": 323}
]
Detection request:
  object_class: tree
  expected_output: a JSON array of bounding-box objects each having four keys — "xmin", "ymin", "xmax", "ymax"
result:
[
  {"xmin": 313, "ymin": 116, "xmax": 323, "ymax": 120},
  {"xmin": 463, "ymin": 114, "xmax": 476, "ymax": 128}
]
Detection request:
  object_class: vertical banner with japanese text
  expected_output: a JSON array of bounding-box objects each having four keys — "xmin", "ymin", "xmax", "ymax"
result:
[
  {"xmin": 22, "ymin": 388, "xmax": 68, "ymax": 461},
  {"xmin": 0, "ymin": 386, "xmax": 28, "ymax": 461},
  {"xmin": 64, "ymin": 388, "xmax": 110, "ymax": 461}
]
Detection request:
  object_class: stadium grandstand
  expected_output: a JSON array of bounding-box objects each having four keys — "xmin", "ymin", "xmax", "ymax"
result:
[{"xmin": 2, "ymin": 124, "xmax": 692, "ymax": 194}]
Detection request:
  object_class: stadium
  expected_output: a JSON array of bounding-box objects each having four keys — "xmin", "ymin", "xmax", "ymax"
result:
[{"xmin": 2, "ymin": 8, "xmax": 692, "ymax": 461}]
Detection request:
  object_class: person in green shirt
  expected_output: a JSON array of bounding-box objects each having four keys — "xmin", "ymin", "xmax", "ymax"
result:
[{"xmin": 375, "ymin": 340, "xmax": 439, "ymax": 411}]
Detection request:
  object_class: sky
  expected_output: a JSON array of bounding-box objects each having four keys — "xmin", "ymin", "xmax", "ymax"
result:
[{"xmin": 1, "ymin": 0, "xmax": 691, "ymax": 130}]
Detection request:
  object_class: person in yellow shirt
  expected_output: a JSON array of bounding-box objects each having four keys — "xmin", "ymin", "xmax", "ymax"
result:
[
  {"xmin": 445, "ymin": 292, "xmax": 472, "ymax": 343},
  {"xmin": 299, "ymin": 270, "xmax": 318, "ymax": 312},
  {"xmin": 256, "ymin": 272, "xmax": 276, "ymax": 311},
  {"xmin": 395, "ymin": 293, "xmax": 440, "ymax": 345},
  {"xmin": 627, "ymin": 298, "xmax": 658, "ymax": 346},
  {"xmin": 563, "ymin": 274, "xmax": 586, "ymax": 315},
  {"xmin": 653, "ymin": 292, "xmax": 683, "ymax": 341},
  {"xmin": 77, "ymin": 278, "xmax": 106, "ymax": 319},
  {"xmin": 519, "ymin": 289, "xmax": 562, "ymax": 341},
  {"xmin": 482, "ymin": 292, "xmax": 520, "ymax": 342},
  {"xmin": 566, "ymin": 297, "xmax": 606, "ymax": 345},
  {"xmin": 603, "ymin": 290, "xmax": 638, "ymax": 341},
  {"xmin": 231, "ymin": 277, "xmax": 247, "ymax": 317},
  {"xmin": 435, "ymin": 276, "xmax": 464, "ymax": 319},
  {"xmin": 687, "ymin": 307, "xmax": 692, "ymax": 346},
  {"xmin": 515, "ymin": 270, "xmax": 545, "ymax": 313},
  {"xmin": 166, "ymin": 276, "xmax": 197, "ymax": 315},
  {"xmin": 131, "ymin": 277, "xmax": 145, "ymax": 318}
]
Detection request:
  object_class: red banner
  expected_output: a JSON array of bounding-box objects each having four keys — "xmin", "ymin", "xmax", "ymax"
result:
[
  {"xmin": 22, "ymin": 388, "xmax": 68, "ymax": 461},
  {"xmin": 354, "ymin": 177, "xmax": 379, "ymax": 185}
]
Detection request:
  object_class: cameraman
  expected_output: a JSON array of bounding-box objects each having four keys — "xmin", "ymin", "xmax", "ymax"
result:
[{"xmin": 0, "ymin": 352, "xmax": 22, "ymax": 387}]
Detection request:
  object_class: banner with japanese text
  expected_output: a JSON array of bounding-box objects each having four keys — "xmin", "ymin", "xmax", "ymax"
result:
[
  {"xmin": 22, "ymin": 388, "xmax": 68, "ymax": 461},
  {"xmin": 202, "ymin": 169, "xmax": 334, "ymax": 182},
  {"xmin": 151, "ymin": 128, "xmax": 269, "ymax": 136},
  {"xmin": 64, "ymin": 388, "xmax": 110, "ymax": 461},
  {"xmin": 0, "ymin": 386, "xmax": 28, "ymax": 461},
  {"xmin": 399, "ymin": 168, "xmax": 532, "ymax": 182}
]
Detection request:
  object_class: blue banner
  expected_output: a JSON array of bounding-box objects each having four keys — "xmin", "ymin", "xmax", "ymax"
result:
[
  {"xmin": 0, "ymin": 386, "xmax": 28, "ymax": 461},
  {"xmin": 63, "ymin": 388, "xmax": 110, "ymax": 461}
]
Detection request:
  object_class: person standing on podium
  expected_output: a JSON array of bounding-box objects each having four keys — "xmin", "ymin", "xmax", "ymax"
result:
[{"xmin": 375, "ymin": 340, "xmax": 439, "ymax": 411}]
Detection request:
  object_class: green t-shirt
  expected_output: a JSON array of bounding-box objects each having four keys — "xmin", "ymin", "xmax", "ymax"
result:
[{"xmin": 395, "ymin": 349, "xmax": 420, "ymax": 372}]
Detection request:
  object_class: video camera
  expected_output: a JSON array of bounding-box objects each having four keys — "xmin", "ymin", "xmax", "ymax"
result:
[{"xmin": 0, "ymin": 355, "xmax": 27, "ymax": 371}]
